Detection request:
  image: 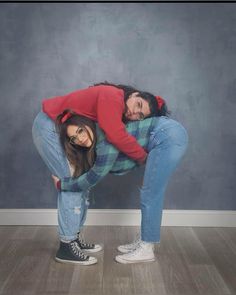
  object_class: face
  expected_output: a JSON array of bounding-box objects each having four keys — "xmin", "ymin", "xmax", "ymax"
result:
[
  {"xmin": 124, "ymin": 92, "xmax": 151, "ymax": 121},
  {"xmin": 67, "ymin": 125, "xmax": 94, "ymax": 148}
]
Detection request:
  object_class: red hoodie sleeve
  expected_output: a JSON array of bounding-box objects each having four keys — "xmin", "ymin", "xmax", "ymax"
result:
[{"xmin": 96, "ymin": 87, "xmax": 147, "ymax": 163}]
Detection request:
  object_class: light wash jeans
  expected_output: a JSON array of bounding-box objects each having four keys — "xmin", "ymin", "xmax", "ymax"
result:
[
  {"xmin": 141, "ymin": 116, "xmax": 188, "ymax": 242},
  {"xmin": 32, "ymin": 112, "xmax": 188, "ymax": 244},
  {"xmin": 32, "ymin": 111, "xmax": 89, "ymax": 241}
]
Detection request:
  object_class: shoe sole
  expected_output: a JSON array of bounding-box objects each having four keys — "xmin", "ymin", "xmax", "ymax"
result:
[
  {"xmin": 117, "ymin": 243, "xmax": 160, "ymax": 254},
  {"xmin": 83, "ymin": 246, "xmax": 103, "ymax": 253},
  {"xmin": 117, "ymin": 247, "xmax": 135, "ymax": 254},
  {"xmin": 55, "ymin": 257, "xmax": 97, "ymax": 265},
  {"xmin": 115, "ymin": 256, "xmax": 156, "ymax": 264}
]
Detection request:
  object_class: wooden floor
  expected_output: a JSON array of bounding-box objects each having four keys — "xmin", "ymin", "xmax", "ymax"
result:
[{"xmin": 0, "ymin": 225, "xmax": 235, "ymax": 295}]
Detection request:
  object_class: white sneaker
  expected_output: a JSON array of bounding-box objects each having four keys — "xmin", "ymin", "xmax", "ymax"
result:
[
  {"xmin": 115, "ymin": 241, "xmax": 155, "ymax": 264},
  {"xmin": 117, "ymin": 234, "xmax": 141, "ymax": 253}
]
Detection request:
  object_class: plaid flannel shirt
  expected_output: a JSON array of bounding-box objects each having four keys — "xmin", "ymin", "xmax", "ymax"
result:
[{"xmin": 61, "ymin": 117, "xmax": 159, "ymax": 192}]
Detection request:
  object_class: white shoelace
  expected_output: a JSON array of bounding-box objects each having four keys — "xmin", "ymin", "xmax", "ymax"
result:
[
  {"xmin": 124, "ymin": 242, "xmax": 154, "ymax": 257},
  {"xmin": 77, "ymin": 233, "xmax": 93, "ymax": 248},
  {"xmin": 125, "ymin": 243, "xmax": 144, "ymax": 256},
  {"xmin": 127, "ymin": 233, "xmax": 141, "ymax": 248},
  {"xmin": 71, "ymin": 241, "xmax": 87, "ymax": 259}
]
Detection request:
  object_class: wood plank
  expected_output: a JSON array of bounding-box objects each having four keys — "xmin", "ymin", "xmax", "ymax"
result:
[
  {"xmin": 171, "ymin": 227, "xmax": 212, "ymax": 265},
  {"xmin": 36, "ymin": 257, "xmax": 74, "ymax": 294},
  {"xmin": 158, "ymin": 227, "xmax": 183, "ymax": 254},
  {"xmin": 0, "ymin": 240, "xmax": 26, "ymax": 294},
  {"xmin": 33, "ymin": 226, "xmax": 58, "ymax": 243},
  {"xmin": 1, "ymin": 254, "xmax": 51, "ymax": 295},
  {"xmin": 0, "ymin": 226, "xmax": 235, "ymax": 295},
  {"xmin": 0, "ymin": 226, "xmax": 19, "ymax": 251},
  {"xmin": 69, "ymin": 252, "xmax": 104, "ymax": 295},
  {"xmin": 193, "ymin": 227, "xmax": 235, "ymax": 254},
  {"xmin": 131, "ymin": 261, "xmax": 167, "ymax": 295},
  {"xmin": 102, "ymin": 227, "xmax": 136, "ymax": 295},
  {"xmin": 216, "ymin": 227, "xmax": 236, "ymax": 255},
  {"xmin": 188, "ymin": 264, "xmax": 231, "ymax": 295},
  {"xmin": 103, "ymin": 248, "xmax": 135, "ymax": 295},
  {"xmin": 194, "ymin": 227, "xmax": 236, "ymax": 294},
  {"xmin": 11, "ymin": 226, "xmax": 38, "ymax": 240},
  {"xmin": 158, "ymin": 253, "xmax": 199, "ymax": 295}
]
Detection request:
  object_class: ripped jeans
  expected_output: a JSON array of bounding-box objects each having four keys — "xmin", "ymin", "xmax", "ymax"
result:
[{"xmin": 32, "ymin": 111, "xmax": 89, "ymax": 241}]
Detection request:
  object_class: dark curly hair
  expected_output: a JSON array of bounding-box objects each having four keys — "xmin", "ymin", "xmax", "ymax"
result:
[{"xmin": 93, "ymin": 81, "xmax": 170, "ymax": 117}]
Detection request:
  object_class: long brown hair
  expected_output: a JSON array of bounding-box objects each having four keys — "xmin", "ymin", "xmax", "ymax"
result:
[{"xmin": 56, "ymin": 109, "xmax": 97, "ymax": 177}]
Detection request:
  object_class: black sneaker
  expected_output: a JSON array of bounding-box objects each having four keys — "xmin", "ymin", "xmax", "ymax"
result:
[
  {"xmin": 55, "ymin": 240, "xmax": 97, "ymax": 265},
  {"xmin": 76, "ymin": 232, "xmax": 103, "ymax": 253}
]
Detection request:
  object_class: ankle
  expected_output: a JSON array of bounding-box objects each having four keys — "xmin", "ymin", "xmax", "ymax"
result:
[{"xmin": 140, "ymin": 240, "xmax": 154, "ymax": 250}]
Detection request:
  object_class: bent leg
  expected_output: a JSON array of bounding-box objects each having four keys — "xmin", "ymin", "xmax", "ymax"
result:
[{"xmin": 32, "ymin": 111, "xmax": 88, "ymax": 241}]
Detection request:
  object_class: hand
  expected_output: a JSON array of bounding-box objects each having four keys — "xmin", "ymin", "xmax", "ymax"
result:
[
  {"xmin": 51, "ymin": 175, "xmax": 60, "ymax": 189},
  {"xmin": 138, "ymin": 153, "xmax": 148, "ymax": 165}
]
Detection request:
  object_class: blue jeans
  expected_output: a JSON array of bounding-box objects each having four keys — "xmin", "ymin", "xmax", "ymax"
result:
[
  {"xmin": 32, "ymin": 112, "xmax": 188, "ymax": 244},
  {"xmin": 141, "ymin": 116, "xmax": 188, "ymax": 242},
  {"xmin": 32, "ymin": 111, "xmax": 89, "ymax": 241}
]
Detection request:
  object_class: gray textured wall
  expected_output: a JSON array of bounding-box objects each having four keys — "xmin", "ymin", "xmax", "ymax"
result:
[{"xmin": 0, "ymin": 3, "xmax": 236, "ymax": 210}]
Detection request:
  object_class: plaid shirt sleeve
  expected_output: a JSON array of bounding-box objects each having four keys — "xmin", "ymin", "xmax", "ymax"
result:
[
  {"xmin": 109, "ymin": 118, "xmax": 155, "ymax": 174},
  {"xmin": 60, "ymin": 117, "xmax": 158, "ymax": 192}
]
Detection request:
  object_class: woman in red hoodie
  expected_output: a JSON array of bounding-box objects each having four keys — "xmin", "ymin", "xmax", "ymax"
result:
[{"xmin": 42, "ymin": 82, "xmax": 167, "ymax": 164}]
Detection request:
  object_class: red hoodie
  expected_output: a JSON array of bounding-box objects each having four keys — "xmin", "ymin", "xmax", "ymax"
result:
[{"xmin": 42, "ymin": 85, "xmax": 151, "ymax": 163}]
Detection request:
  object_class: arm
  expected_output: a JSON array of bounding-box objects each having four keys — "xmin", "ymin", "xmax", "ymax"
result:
[
  {"xmin": 60, "ymin": 140, "xmax": 119, "ymax": 192},
  {"xmin": 96, "ymin": 87, "xmax": 147, "ymax": 163},
  {"xmin": 59, "ymin": 117, "xmax": 157, "ymax": 192}
]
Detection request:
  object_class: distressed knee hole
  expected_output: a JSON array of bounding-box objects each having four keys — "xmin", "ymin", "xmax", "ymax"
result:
[{"xmin": 74, "ymin": 206, "xmax": 81, "ymax": 214}]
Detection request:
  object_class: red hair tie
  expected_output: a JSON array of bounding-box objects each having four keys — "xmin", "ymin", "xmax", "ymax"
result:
[
  {"xmin": 155, "ymin": 96, "xmax": 165, "ymax": 110},
  {"xmin": 61, "ymin": 112, "xmax": 72, "ymax": 123}
]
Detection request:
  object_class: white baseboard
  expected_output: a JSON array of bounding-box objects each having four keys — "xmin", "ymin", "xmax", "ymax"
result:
[{"xmin": 0, "ymin": 209, "xmax": 235, "ymax": 227}]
